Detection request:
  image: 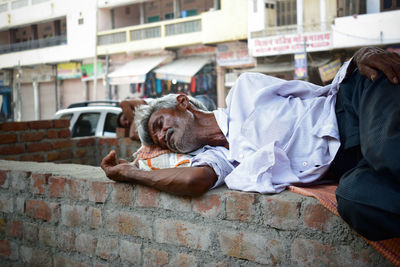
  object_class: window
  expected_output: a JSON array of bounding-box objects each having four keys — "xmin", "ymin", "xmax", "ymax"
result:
[
  {"xmin": 60, "ymin": 113, "xmax": 73, "ymax": 120},
  {"xmin": 148, "ymin": 16, "xmax": 160, "ymax": 23},
  {"xmin": 103, "ymin": 113, "xmax": 118, "ymax": 136},
  {"xmin": 276, "ymin": 0, "xmax": 297, "ymax": 26},
  {"xmin": 381, "ymin": 0, "xmax": 400, "ymax": 10},
  {"xmin": 337, "ymin": 0, "xmax": 366, "ymax": 17},
  {"xmin": 72, "ymin": 112, "xmax": 100, "ymax": 137}
]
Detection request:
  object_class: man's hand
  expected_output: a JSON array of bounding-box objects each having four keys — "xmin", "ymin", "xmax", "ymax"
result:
[
  {"xmin": 353, "ymin": 47, "xmax": 400, "ymax": 84},
  {"xmin": 100, "ymin": 150, "xmax": 217, "ymax": 197},
  {"xmin": 101, "ymin": 150, "xmax": 134, "ymax": 182}
]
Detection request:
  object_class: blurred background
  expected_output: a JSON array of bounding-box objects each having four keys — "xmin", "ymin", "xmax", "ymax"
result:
[{"xmin": 0, "ymin": 0, "xmax": 399, "ymax": 122}]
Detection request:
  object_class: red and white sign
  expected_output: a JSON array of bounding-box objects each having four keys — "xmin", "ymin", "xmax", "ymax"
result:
[
  {"xmin": 251, "ymin": 32, "xmax": 332, "ymax": 57},
  {"xmin": 217, "ymin": 42, "xmax": 256, "ymax": 67}
]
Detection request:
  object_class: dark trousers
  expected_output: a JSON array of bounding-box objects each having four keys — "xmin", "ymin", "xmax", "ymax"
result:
[{"xmin": 334, "ymin": 70, "xmax": 400, "ymax": 241}]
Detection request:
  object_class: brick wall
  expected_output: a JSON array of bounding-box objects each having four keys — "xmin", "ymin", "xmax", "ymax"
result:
[
  {"xmin": 0, "ymin": 120, "xmax": 392, "ymax": 266},
  {"xmin": 0, "ymin": 120, "xmax": 141, "ymax": 165},
  {"xmin": 0, "ymin": 161, "xmax": 391, "ymax": 266}
]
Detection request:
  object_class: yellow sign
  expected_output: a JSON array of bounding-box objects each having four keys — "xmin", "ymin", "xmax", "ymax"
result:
[
  {"xmin": 318, "ymin": 59, "xmax": 341, "ymax": 82},
  {"xmin": 57, "ymin": 62, "xmax": 82, "ymax": 79}
]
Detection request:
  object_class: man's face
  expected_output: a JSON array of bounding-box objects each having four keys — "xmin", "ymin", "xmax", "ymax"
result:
[{"xmin": 148, "ymin": 108, "xmax": 200, "ymax": 153}]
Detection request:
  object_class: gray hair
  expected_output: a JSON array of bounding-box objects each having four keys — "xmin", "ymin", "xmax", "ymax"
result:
[{"xmin": 134, "ymin": 94, "xmax": 208, "ymax": 146}]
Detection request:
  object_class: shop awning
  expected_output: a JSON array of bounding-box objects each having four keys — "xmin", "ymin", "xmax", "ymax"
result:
[
  {"xmin": 108, "ymin": 56, "xmax": 169, "ymax": 85},
  {"xmin": 154, "ymin": 56, "xmax": 212, "ymax": 83}
]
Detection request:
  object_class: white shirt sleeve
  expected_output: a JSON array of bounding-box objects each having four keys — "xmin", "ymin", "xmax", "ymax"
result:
[{"xmin": 190, "ymin": 146, "xmax": 234, "ymax": 189}]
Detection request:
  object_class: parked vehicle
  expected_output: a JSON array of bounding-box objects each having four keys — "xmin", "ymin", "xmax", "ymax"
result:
[{"xmin": 54, "ymin": 101, "xmax": 121, "ymax": 137}]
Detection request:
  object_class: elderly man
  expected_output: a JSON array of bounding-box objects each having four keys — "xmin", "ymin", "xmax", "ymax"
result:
[{"xmin": 102, "ymin": 47, "xmax": 400, "ymax": 241}]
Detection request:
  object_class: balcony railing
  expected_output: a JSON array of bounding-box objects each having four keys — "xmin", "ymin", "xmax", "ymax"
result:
[
  {"xmin": 0, "ymin": 35, "xmax": 67, "ymax": 54},
  {"xmin": 97, "ymin": 16, "xmax": 202, "ymax": 46}
]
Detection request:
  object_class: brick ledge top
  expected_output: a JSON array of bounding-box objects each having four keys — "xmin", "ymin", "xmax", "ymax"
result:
[{"xmin": 0, "ymin": 159, "xmax": 108, "ymax": 181}]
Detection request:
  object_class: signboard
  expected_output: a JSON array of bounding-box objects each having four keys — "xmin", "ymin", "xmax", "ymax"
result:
[
  {"xmin": 251, "ymin": 32, "xmax": 332, "ymax": 57},
  {"xmin": 318, "ymin": 59, "xmax": 341, "ymax": 82},
  {"xmin": 178, "ymin": 45, "xmax": 216, "ymax": 57},
  {"xmin": 294, "ymin": 52, "xmax": 307, "ymax": 79},
  {"xmin": 217, "ymin": 42, "xmax": 256, "ymax": 67},
  {"xmin": 57, "ymin": 62, "xmax": 82, "ymax": 80},
  {"xmin": 81, "ymin": 62, "xmax": 104, "ymax": 81}
]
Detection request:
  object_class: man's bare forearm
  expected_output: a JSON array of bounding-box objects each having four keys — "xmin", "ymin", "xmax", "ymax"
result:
[{"xmin": 107, "ymin": 163, "xmax": 217, "ymax": 197}]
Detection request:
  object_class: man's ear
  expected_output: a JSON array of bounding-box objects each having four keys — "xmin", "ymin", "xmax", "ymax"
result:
[{"xmin": 176, "ymin": 94, "xmax": 189, "ymax": 111}]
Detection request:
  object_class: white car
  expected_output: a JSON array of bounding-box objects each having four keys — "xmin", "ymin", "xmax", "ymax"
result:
[{"xmin": 54, "ymin": 101, "xmax": 122, "ymax": 137}]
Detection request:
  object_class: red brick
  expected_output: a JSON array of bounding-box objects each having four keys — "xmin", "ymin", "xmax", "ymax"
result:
[
  {"xmin": 49, "ymin": 176, "xmax": 66, "ymax": 198},
  {"xmin": 0, "ymin": 239, "xmax": 11, "ymax": 258},
  {"xmin": 105, "ymin": 211, "xmax": 152, "ymax": 239},
  {"xmin": 27, "ymin": 142, "xmax": 52, "ymax": 152},
  {"xmin": 218, "ymin": 230, "xmax": 283, "ymax": 265},
  {"xmin": 0, "ymin": 194, "xmax": 13, "ymax": 213},
  {"xmin": 75, "ymin": 233, "xmax": 97, "ymax": 256},
  {"xmin": 57, "ymin": 231, "xmax": 75, "ymax": 251},
  {"xmin": 0, "ymin": 218, "xmax": 5, "ymax": 234},
  {"xmin": 39, "ymin": 225, "xmax": 56, "ymax": 247},
  {"xmin": 20, "ymin": 132, "xmax": 45, "ymax": 142},
  {"xmin": 98, "ymin": 138, "xmax": 119, "ymax": 146},
  {"xmin": 20, "ymin": 154, "xmax": 45, "ymax": 162},
  {"xmin": 111, "ymin": 183, "xmax": 134, "ymax": 206},
  {"xmin": 88, "ymin": 181, "xmax": 109, "ymax": 203},
  {"xmin": 61, "ymin": 205, "xmax": 87, "ymax": 227},
  {"xmin": 0, "ymin": 121, "xmax": 28, "ymax": 131},
  {"xmin": 291, "ymin": 238, "xmax": 337, "ymax": 266},
  {"xmin": 67, "ymin": 179, "xmax": 87, "ymax": 200},
  {"xmin": 303, "ymin": 203, "xmax": 339, "ymax": 232},
  {"xmin": 75, "ymin": 149, "xmax": 86, "ymax": 158},
  {"xmin": 47, "ymin": 152, "xmax": 59, "ymax": 161},
  {"xmin": 135, "ymin": 185, "xmax": 160, "ymax": 208},
  {"xmin": 25, "ymin": 199, "xmax": 60, "ymax": 222},
  {"xmin": 21, "ymin": 246, "xmax": 52, "ymax": 267},
  {"xmin": 30, "ymin": 173, "xmax": 48, "ymax": 195},
  {"xmin": 54, "ymin": 255, "xmax": 89, "ymax": 267},
  {"xmin": 76, "ymin": 137, "xmax": 95, "ymax": 147},
  {"xmin": 160, "ymin": 193, "xmax": 191, "ymax": 212},
  {"xmin": 96, "ymin": 237, "xmax": 118, "ymax": 260},
  {"xmin": 52, "ymin": 140, "xmax": 73, "ymax": 149},
  {"xmin": 143, "ymin": 248, "xmax": 168, "ymax": 267},
  {"xmin": 58, "ymin": 129, "xmax": 71, "ymax": 138},
  {"xmin": 90, "ymin": 208, "xmax": 102, "ymax": 229},
  {"xmin": 261, "ymin": 193, "xmax": 301, "ymax": 230},
  {"xmin": 0, "ymin": 171, "xmax": 9, "ymax": 188},
  {"xmin": 119, "ymin": 240, "xmax": 141, "ymax": 264},
  {"xmin": 0, "ymin": 133, "xmax": 17, "ymax": 144},
  {"xmin": 7, "ymin": 220, "xmax": 22, "ymax": 239},
  {"xmin": 0, "ymin": 144, "xmax": 25, "ymax": 155},
  {"xmin": 28, "ymin": 120, "xmax": 53, "ymax": 129},
  {"xmin": 11, "ymin": 171, "xmax": 30, "ymax": 191},
  {"xmin": 169, "ymin": 253, "xmax": 197, "ymax": 267},
  {"xmin": 54, "ymin": 119, "xmax": 70, "ymax": 128},
  {"xmin": 46, "ymin": 129, "xmax": 59, "ymax": 139},
  {"xmin": 154, "ymin": 219, "xmax": 210, "ymax": 250},
  {"xmin": 59, "ymin": 150, "xmax": 73, "ymax": 160},
  {"xmin": 23, "ymin": 222, "xmax": 38, "ymax": 243},
  {"xmin": 193, "ymin": 193, "xmax": 222, "ymax": 217},
  {"xmin": 225, "ymin": 191, "xmax": 256, "ymax": 222}
]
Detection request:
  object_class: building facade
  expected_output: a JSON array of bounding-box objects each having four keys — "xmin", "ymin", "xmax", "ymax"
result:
[{"xmin": 247, "ymin": 0, "xmax": 400, "ymax": 85}]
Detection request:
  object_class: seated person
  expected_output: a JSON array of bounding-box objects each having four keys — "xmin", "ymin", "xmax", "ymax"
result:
[
  {"xmin": 102, "ymin": 47, "xmax": 400, "ymax": 241},
  {"xmin": 117, "ymin": 98, "xmax": 147, "ymax": 140}
]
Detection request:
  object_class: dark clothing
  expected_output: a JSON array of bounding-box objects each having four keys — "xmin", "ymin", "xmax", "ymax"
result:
[{"xmin": 334, "ymin": 70, "xmax": 400, "ymax": 241}]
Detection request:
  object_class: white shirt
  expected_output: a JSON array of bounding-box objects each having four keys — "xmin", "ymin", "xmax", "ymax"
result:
[{"xmin": 191, "ymin": 61, "xmax": 350, "ymax": 193}]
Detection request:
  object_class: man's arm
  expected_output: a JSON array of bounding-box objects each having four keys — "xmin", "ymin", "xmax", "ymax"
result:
[
  {"xmin": 349, "ymin": 47, "xmax": 400, "ymax": 84},
  {"xmin": 120, "ymin": 98, "xmax": 147, "ymax": 124},
  {"xmin": 101, "ymin": 150, "xmax": 217, "ymax": 197}
]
